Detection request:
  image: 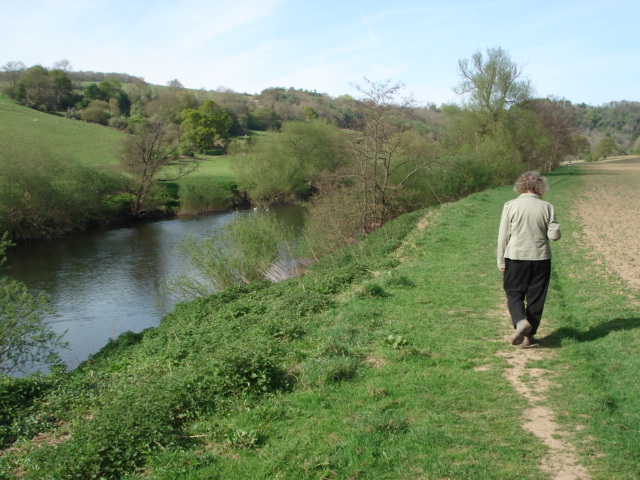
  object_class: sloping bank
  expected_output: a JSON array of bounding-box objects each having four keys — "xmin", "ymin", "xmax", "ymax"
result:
[{"xmin": 2, "ymin": 166, "xmax": 638, "ymax": 479}]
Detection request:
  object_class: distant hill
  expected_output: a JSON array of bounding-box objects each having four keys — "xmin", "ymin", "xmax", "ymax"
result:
[{"xmin": 0, "ymin": 94, "xmax": 125, "ymax": 167}]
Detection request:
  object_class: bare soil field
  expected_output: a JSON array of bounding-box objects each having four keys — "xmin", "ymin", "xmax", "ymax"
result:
[{"xmin": 572, "ymin": 156, "xmax": 640, "ymax": 290}]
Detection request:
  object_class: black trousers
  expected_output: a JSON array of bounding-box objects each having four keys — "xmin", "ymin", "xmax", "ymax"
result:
[{"xmin": 503, "ymin": 258, "xmax": 551, "ymax": 336}]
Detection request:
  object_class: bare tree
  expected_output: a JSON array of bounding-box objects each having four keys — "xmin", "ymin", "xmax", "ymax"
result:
[
  {"xmin": 52, "ymin": 58, "xmax": 73, "ymax": 72},
  {"xmin": 1, "ymin": 60, "xmax": 26, "ymax": 98},
  {"xmin": 347, "ymin": 79, "xmax": 436, "ymax": 232},
  {"xmin": 119, "ymin": 118, "xmax": 199, "ymax": 216}
]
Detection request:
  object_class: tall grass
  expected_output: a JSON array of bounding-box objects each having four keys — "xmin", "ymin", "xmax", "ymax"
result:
[
  {"xmin": 167, "ymin": 212, "xmax": 294, "ymax": 299},
  {"xmin": 176, "ymin": 177, "xmax": 236, "ymax": 215}
]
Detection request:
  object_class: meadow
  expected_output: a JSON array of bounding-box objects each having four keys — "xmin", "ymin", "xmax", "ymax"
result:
[
  {"xmin": 0, "ymin": 95, "xmax": 125, "ymax": 167},
  {"xmin": 0, "ymin": 94, "xmax": 235, "ymax": 179},
  {"xmin": 0, "ymin": 94, "xmax": 237, "ymax": 232},
  {"xmin": 1, "ymin": 164, "xmax": 638, "ymax": 479}
]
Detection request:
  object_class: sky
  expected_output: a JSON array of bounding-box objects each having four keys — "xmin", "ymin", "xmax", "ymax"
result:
[{"xmin": 2, "ymin": 0, "xmax": 638, "ymax": 106}]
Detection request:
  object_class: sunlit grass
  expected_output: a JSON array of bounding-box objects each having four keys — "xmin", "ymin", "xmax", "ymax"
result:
[{"xmin": 0, "ymin": 94, "xmax": 125, "ymax": 167}]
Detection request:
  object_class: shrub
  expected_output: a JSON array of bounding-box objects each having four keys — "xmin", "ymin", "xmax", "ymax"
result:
[
  {"xmin": 167, "ymin": 212, "xmax": 294, "ymax": 298},
  {"xmin": 0, "ymin": 374, "xmax": 56, "ymax": 448},
  {"xmin": 0, "ymin": 234, "xmax": 66, "ymax": 376},
  {"xmin": 26, "ymin": 379, "xmax": 183, "ymax": 479},
  {"xmin": 177, "ymin": 177, "xmax": 236, "ymax": 214},
  {"xmin": 0, "ymin": 143, "xmax": 124, "ymax": 240},
  {"xmin": 80, "ymin": 100, "xmax": 110, "ymax": 125},
  {"xmin": 359, "ymin": 282, "xmax": 388, "ymax": 298}
]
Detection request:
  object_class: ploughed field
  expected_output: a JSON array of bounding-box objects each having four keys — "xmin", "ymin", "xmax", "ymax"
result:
[{"xmin": 574, "ymin": 156, "xmax": 640, "ymax": 291}]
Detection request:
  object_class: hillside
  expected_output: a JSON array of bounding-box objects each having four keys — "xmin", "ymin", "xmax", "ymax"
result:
[
  {"xmin": 0, "ymin": 94, "xmax": 125, "ymax": 167},
  {"xmin": 1, "ymin": 164, "xmax": 638, "ymax": 479}
]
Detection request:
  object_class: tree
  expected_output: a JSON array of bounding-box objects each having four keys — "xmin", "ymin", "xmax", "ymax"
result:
[
  {"xmin": 231, "ymin": 120, "xmax": 344, "ymax": 204},
  {"xmin": 455, "ymin": 47, "xmax": 533, "ymax": 127},
  {"xmin": 50, "ymin": 69, "xmax": 75, "ymax": 109},
  {"xmin": 248, "ymin": 107, "xmax": 281, "ymax": 131},
  {"xmin": 0, "ymin": 234, "xmax": 66, "ymax": 376},
  {"xmin": 180, "ymin": 100, "xmax": 232, "ymax": 153},
  {"xmin": 119, "ymin": 118, "xmax": 199, "ymax": 216},
  {"xmin": 81, "ymin": 78, "xmax": 131, "ymax": 116},
  {"xmin": 527, "ymin": 97, "xmax": 576, "ymax": 171},
  {"xmin": 51, "ymin": 58, "xmax": 72, "ymax": 72},
  {"xmin": 445, "ymin": 48, "xmax": 545, "ymax": 182},
  {"xmin": 347, "ymin": 79, "xmax": 436, "ymax": 232},
  {"xmin": 302, "ymin": 105, "xmax": 318, "ymax": 121},
  {"xmin": 570, "ymin": 135, "xmax": 591, "ymax": 160},
  {"xmin": 1, "ymin": 60, "xmax": 26, "ymax": 98},
  {"xmin": 594, "ymin": 137, "xmax": 618, "ymax": 159},
  {"xmin": 144, "ymin": 79, "xmax": 197, "ymax": 123},
  {"xmin": 16, "ymin": 65, "xmax": 54, "ymax": 111}
]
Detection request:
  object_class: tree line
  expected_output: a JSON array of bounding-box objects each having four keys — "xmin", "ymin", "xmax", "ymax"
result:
[
  {"xmin": 3, "ymin": 54, "xmax": 638, "ymax": 162},
  {"xmin": 1, "ymin": 48, "xmax": 639, "ymax": 245}
]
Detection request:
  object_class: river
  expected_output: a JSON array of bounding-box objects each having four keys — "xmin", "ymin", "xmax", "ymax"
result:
[{"xmin": 4, "ymin": 206, "xmax": 304, "ymax": 373}]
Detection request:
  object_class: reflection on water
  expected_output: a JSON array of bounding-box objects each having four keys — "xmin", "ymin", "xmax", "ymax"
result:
[{"xmin": 4, "ymin": 206, "xmax": 304, "ymax": 373}]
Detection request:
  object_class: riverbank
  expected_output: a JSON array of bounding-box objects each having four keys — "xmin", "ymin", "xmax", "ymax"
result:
[
  {"xmin": 2, "ymin": 165, "xmax": 639, "ymax": 479},
  {"xmin": 3, "ymin": 205, "xmax": 305, "ymax": 374}
]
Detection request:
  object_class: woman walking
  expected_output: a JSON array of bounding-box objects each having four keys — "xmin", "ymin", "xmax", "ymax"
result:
[{"xmin": 497, "ymin": 171, "xmax": 561, "ymax": 346}]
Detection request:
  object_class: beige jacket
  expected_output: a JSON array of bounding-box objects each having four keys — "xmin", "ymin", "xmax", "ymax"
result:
[{"xmin": 497, "ymin": 193, "xmax": 561, "ymax": 270}]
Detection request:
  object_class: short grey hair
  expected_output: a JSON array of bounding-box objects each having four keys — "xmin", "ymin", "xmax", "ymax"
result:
[{"xmin": 514, "ymin": 171, "xmax": 549, "ymax": 196}]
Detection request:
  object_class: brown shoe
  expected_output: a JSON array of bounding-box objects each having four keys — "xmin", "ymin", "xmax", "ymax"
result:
[
  {"xmin": 510, "ymin": 320, "xmax": 532, "ymax": 346},
  {"xmin": 522, "ymin": 335, "xmax": 537, "ymax": 347}
]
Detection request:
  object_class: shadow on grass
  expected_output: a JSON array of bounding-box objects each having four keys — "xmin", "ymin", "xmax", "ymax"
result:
[
  {"xmin": 545, "ymin": 165, "xmax": 627, "ymax": 177},
  {"xmin": 540, "ymin": 317, "xmax": 640, "ymax": 348}
]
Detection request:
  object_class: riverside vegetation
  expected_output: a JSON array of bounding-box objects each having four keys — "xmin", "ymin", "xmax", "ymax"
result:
[{"xmin": 0, "ymin": 165, "xmax": 639, "ymax": 479}]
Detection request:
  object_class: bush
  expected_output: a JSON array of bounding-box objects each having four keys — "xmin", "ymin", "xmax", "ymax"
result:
[
  {"xmin": 80, "ymin": 100, "xmax": 110, "ymax": 125},
  {"xmin": 26, "ymin": 378, "xmax": 183, "ymax": 480},
  {"xmin": 0, "ymin": 143, "xmax": 124, "ymax": 240},
  {"xmin": 168, "ymin": 212, "xmax": 294, "ymax": 298},
  {"xmin": 0, "ymin": 374, "xmax": 56, "ymax": 448},
  {"xmin": 177, "ymin": 177, "xmax": 236, "ymax": 214},
  {"xmin": 0, "ymin": 234, "xmax": 66, "ymax": 376}
]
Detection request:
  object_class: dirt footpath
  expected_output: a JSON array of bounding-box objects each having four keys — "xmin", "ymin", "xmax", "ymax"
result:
[{"xmin": 573, "ymin": 156, "xmax": 640, "ymax": 290}]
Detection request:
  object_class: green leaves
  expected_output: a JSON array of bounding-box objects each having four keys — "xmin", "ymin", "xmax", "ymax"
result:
[
  {"xmin": 169, "ymin": 212, "xmax": 293, "ymax": 298},
  {"xmin": 180, "ymin": 100, "xmax": 232, "ymax": 153},
  {"xmin": 0, "ymin": 234, "xmax": 65, "ymax": 376}
]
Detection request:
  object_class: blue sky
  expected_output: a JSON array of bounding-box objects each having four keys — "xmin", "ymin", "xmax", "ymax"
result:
[{"xmin": 2, "ymin": 0, "xmax": 638, "ymax": 106}]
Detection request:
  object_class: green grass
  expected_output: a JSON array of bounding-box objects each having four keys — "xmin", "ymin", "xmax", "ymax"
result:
[
  {"xmin": 179, "ymin": 155, "xmax": 234, "ymax": 181},
  {"xmin": 1, "ymin": 166, "xmax": 638, "ymax": 479},
  {"xmin": 0, "ymin": 94, "xmax": 126, "ymax": 167},
  {"xmin": 0, "ymin": 94, "xmax": 236, "ymax": 181}
]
